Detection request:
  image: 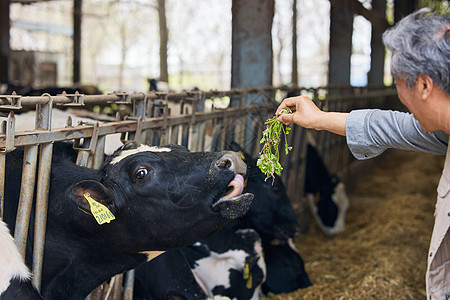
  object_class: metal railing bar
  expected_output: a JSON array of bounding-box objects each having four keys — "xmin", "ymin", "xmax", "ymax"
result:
[{"xmin": 14, "ymin": 144, "xmax": 39, "ymax": 257}]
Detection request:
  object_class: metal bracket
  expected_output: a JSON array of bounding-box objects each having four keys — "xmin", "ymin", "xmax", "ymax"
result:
[
  {"xmin": 73, "ymin": 122, "xmax": 100, "ymax": 168},
  {"xmin": 0, "ymin": 93, "xmax": 22, "ymax": 110},
  {"xmin": 0, "ymin": 111, "xmax": 17, "ymax": 152},
  {"xmin": 73, "ymin": 122, "xmax": 100, "ymax": 152},
  {"xmin": 57, "ymin": 91, "xmax": 85, "ymax": 106},
  {"xmin": 120, "ymin": 117, "xmax": 143, "ymax": 145},
  {"xmin": 108, "ymin": 92, "xmax": 132, "ymax": 104}
]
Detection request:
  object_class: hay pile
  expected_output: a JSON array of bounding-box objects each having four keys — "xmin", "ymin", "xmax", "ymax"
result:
[{"xmin": 265, "ymin": 150, "xmax": 445, "ymax": 300}]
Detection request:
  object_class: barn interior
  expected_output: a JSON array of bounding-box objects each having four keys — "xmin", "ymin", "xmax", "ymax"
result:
[{"xmin": 0, "ymin": 0, "xmax": 449, "ymax": 299}]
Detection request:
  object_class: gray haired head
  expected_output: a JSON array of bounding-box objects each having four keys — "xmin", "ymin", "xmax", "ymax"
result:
[{"xmin": 382, "ymin": 8, "xmax": 450, "ymax": 94}]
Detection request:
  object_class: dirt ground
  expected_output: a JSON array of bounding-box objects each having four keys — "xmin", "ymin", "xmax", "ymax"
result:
[{"xmin": 265, "ymin": 149, "xmax": 445, "ymax": 300}]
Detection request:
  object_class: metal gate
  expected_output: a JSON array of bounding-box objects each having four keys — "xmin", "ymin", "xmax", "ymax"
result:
[{"xmin": 0, "ymin": 84, "xmax": 399, "ymax": 299}]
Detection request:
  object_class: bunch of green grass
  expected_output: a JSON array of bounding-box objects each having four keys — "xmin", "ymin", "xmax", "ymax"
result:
[{"xmin": 257, "ymin": 108, "xmax": 292, "ymax": 182}]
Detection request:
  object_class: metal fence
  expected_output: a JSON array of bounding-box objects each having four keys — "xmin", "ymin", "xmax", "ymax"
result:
[{"xmin": 0, "ymin": 84, "xmax": 399, "ymax": 299}]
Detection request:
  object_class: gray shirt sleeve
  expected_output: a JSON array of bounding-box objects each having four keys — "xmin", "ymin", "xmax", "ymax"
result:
[{"xmin": 345, "ymin": 109, "xmax": 448, "ymax": 160}]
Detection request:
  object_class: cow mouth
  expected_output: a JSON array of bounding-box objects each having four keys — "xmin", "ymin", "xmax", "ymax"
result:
[{"xmin": 212, "ymin": 174, "xmax": 254, "ymax": 219}]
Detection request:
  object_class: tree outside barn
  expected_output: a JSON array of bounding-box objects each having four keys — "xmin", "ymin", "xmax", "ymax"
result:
[{"xmin": 2, "ymin": 0, "xmax": 447, "ymax": 93}]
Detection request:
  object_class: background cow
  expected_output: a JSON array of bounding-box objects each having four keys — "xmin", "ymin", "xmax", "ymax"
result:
[
  {"xmin": 2, "ymin": 141, "xmax": 253, "ymax": 299},
  {"xmin": 133, "ymin": 249, "xmax": 210, "ymax": 300},
  {"xmin": 304, "ymin": 143, "xmax": 349, "ymax": 236},
  {"xmin": 133, "ymin": 226, "xmax": 265, "ymax": 300},
  {"xmin": 227, "ymin": 143, "xmax": 312, "ymax": 294},
  {"xmin": 182, "ymin": 227, "xmax": 265, "ymax": 300}
]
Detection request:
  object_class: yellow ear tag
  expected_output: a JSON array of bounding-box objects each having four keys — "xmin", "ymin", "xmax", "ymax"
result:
[
  {"xmin": 243, "ymin": 263, "xmax": 252, "ymax": 289},
  {"xmin": 243, "ymin": 263, "xmax": 250, "ymax": 279},
  {"xmin": 246, "ymin": 273, "xmax": 253, "ymax": 290},
  {"xmin": 238, "ymin": 151, "xmax": 245, "ymax": 160},
  {"xmin": 83, "ymin": 192, "xmax": 116, "ymax": 225}
]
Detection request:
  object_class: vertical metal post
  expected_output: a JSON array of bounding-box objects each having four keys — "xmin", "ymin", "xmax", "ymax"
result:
[
  {"xmin": 0, "ymin": 150, "xmax": 5, "ymax": 219},
  {"xmin": 0, "ymin": 120, "xmax": 7, "ymax": 219},
  {"xmin": 123, "ymin": 270, "xmax": 135, "ymax": 300},
  {"xmin": 132, "ymin": 93, "xmax": 147, "ymax": 144},
  {"xmin": 0, "ymin": 112, "xmax": 17, "ymax": 220},
  {"xmin": 92, "ymin": 135, "xmax": 105, "ymax": 169},
  {"xmin": 195, "ymin": 122, "xmax": 206, "ymax": 151},
  {"xmin": 170, "ymin": 125, "xmax": 179, "ymax": 145},
  {"xmin": 75, "ymin": 122, "xmax": 99, "ymax": 168},
  {"xmin": 33, "ymin": 143, "xmax": 52, "ymax": 291},
  {"xmin": 32, "ymin": 93, "xmax": 53, "ymax": 291},
  {"xmin": 14, "ymin": 144, "xmax": 39, "ymax": 257}
]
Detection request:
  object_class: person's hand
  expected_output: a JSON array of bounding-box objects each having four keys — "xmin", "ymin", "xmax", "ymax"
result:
[{"xmin": 275, "ymin": 96, "xmax": 323, "ymax": 129}]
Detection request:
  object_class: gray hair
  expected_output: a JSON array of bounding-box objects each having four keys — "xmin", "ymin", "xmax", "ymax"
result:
[{"xmin": 382, "ymin": 8, "xmax": 450, "ymax": 94}]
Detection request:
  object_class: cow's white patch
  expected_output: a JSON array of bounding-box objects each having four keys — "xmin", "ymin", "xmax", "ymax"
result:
[
  {"xmin": 0, "ymin": 219, "xmax": 31, "ymax": 295},
  {"xmin": 307, "ymin": 182, "xmax": 350, "ymax": 236},
  {"xmin": 252, "ymin": 243, "xmax": 266, "ymax": 300},
  {"xmin": 235, "ymin": 229, "xmax": 267, "ymax": 289},
  {"xmin": 287, "ymin": 237, "xmax": 299, "ymax": 253},
  {"xmin": 140, "ymin": 250, "xmax": 165, "ymax": 262},
  {"xmin": 330, "ymin": 182, "xmax": 350, "ymax": 233},
  {"xmin": 192, "ymin": 249, "xmax": 248, "ymax": 298},
  {"xmin": 110, "ymin": 145, "xmax": 172, "ymax": 165}
]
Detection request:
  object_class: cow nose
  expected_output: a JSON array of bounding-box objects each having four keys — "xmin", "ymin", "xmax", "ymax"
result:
[{"xmin": 215, "ymin": 152, "xmax": 247, "ymax": 175}]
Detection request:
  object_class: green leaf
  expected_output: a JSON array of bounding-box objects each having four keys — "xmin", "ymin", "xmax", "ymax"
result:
[{"xmin": 257, "ymin": 108, "xmax": 294, "ymax": 185}]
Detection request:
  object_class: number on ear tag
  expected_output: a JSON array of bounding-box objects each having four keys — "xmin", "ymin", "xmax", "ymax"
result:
[{"xmin": 84, "ymin": 193, "xmax": 116, "ymax": 225}]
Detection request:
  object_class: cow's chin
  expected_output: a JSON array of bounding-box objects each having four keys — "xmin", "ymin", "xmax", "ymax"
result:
[
  {"xmin": 211, "ymin": 173, "xmax": 253, "ymax": 219},
  {"xmin": 212, "ymin": 193, "xmax": 254, "ymax": 219}
]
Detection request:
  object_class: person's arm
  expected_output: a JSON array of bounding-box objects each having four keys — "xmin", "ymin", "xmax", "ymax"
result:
[
  {"xmin": 276, "ymin": 96, "xmax": 448, "ymax": 159},
  {"xmin": 346, "ymin": 109, "xmax": 448, "ymax": 159},
  {"xmin": 276, "ymin": 96, "xmax": 348, "ymax": 136}
]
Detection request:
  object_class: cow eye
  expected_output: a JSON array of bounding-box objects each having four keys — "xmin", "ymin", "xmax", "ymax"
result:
[{"xmin": 135, "ymin": 168, "xmax": 148, "ymax": 180}]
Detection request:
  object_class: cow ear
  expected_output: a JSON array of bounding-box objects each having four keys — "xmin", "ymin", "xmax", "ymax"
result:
[{"xmin": 66, "ymin": 180, "xmax": 115, "ymax": 212}]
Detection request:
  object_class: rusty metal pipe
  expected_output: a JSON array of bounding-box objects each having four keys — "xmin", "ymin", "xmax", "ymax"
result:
[
  {"xmin": 123, "ymin": 269, "xmax": 135, "ymax": 300},
  {"xmin": 0, "ymin": 151, "xmax": 5, "ymax": 219},
  {"xmin": 14, "ymin": 144, "xmax": 39, "ymax": 257},
  {"xmin": 32, "ymin": 142, "xmax": 53, "ymax": 291}
]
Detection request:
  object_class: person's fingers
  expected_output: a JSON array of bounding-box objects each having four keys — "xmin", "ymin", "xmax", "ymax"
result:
[
  {"xmin": 278, "ymin": 113, "xmax": 294, "ymax": 125},
  {"xmin": 276, "ymin": 97, "xmax": 298, "ymax": 115}
]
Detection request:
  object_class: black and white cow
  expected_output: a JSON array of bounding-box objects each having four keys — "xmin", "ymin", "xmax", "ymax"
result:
[
  {"xmin": 227, "ymin": 145, "xmax": 312, "ymax": 294},
  {"xmin": 0, "ymin": 220, "xmax": 42, "ymax": 300},
  {"xmin": 181, "ymin": 227, "xmax": 265, "ymax": 300},
  {"xmin": 304, "ymin": 143, "xmax": 349, "ymax": 236},
  {"xmin": 260, "ymin": 239, "xmax": 311, "ymax": 294},
  {"xmin": 133, "ymin": 143, "xmax": 312, "ymax": 298},
  {"xmin": 133, "ymin": 226, "xmax": 265, "ymax": 300},
  {"xmin": 1, "ymin": 141, "xmax": 253, "ymax": 299},
  {"xmin": 133, "ymin": 248, "xmax": 210, "ymax": 300}
]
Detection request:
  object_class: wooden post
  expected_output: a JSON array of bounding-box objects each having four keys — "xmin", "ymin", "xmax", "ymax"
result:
[
  {"xmin": 73, "ymin": 0, "xmax": 82, "ymax": 84},
  {"xmin": 328, "ymin": 0, "xmax": 353, "ymax": 86},
  {"xmin": 231, "ymin": 0, "xmax": 274, "ymax": 92},
  {"xmin": 0, "ymin": 0, "xmax": 10, "ymax": 83},
  {"xmin": 368, "ymin": 0, "xmax": 387, "ymax": 85}
]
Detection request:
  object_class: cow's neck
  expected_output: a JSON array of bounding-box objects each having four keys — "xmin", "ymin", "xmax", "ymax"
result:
[
  {"xmin": 41, "ymin": 236, "xmax": 147, "ymax": 299},
  {"xmin": 43, "ymin": 240, "xmax": 147, "ymax": 299}
]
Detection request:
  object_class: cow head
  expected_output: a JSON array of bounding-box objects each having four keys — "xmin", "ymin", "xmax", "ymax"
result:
[
  {"xmin": 65, "ymin": 143, "xmax": 254, "ymax": 251},
  {"xmin": 262, "ymin": 239, "xmax": 312, "ymax": 294}
]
